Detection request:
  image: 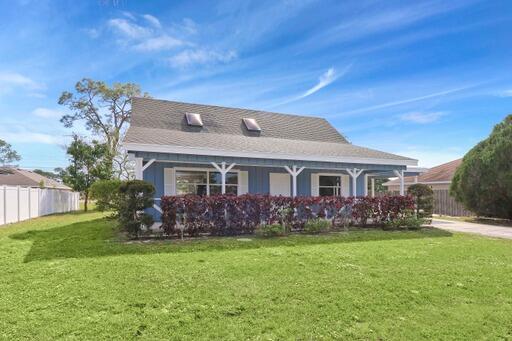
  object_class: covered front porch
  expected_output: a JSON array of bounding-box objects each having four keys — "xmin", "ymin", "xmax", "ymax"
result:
[{"xmin": 131, "ymin": 151, "xmax": 421, "ymax": 221}]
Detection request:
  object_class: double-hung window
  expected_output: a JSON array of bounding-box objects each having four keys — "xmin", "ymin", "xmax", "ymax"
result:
[
  {"xmin": 175, "ymin": 169, "xmax": 239, "ymax": 195},
  {"xmin": 318, "ymin": 175, "xmax": 342, "ymax": 196}
]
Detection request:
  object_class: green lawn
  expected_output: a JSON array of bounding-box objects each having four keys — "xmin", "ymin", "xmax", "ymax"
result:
[{"xmin": 1, "ymin": 211, "xmax": 512, "ymax": 340}]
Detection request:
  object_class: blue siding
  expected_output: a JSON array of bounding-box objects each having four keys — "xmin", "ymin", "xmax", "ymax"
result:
[{"xmin": 141, "ymin": 159, "xmax": 398, "ymax": 222}]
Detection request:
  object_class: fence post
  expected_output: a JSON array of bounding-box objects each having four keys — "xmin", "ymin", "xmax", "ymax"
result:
[
  {"xmin": 28, "ymin": 187, "xmax": 31, "ymax": 219},
  {"xmin": 17, "ymin": 186, "xmax": 20, "ymax": 222},
  {"xmin": 2, "ymin": 186, "xmax": 6, "ymax": 225}
]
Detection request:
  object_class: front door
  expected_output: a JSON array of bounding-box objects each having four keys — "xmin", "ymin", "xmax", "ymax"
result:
[{"xmin": 269, "ymin": 173, "xmax": 291, "ymax": 196}]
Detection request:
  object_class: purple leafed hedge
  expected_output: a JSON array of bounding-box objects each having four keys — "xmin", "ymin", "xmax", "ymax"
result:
[{"xmin": 160, "ymin": 194, "xmax": 415, "ymax": 238}]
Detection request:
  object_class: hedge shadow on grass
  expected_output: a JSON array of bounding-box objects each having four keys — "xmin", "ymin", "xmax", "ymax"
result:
[{"xmin": 11, "ymin": 217, "xmax": 452, "ymax": 263}]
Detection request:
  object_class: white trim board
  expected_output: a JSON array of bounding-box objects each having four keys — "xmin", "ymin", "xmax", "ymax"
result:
[{"xmin": 124, "ymin": 142, "xmax": 418, "ymax": 167}]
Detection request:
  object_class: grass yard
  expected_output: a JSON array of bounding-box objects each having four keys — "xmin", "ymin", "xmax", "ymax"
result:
[{"xmin": 1, "ymin": 211, "xmax": 512, "ymax": 340}]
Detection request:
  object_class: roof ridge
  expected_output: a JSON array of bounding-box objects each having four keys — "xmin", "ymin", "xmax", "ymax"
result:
[{"xmin": 131, "ymin": 96, "xmax": 333, "ymax": 122}]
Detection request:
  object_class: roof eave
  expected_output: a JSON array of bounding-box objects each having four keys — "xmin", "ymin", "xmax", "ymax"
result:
[{"xmin": 124, "ymin": 142, "xmax": 418, "ymax": 167}]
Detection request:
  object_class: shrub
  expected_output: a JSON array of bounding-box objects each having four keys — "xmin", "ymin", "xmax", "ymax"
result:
[
  {"xmin": 257, "ymin": 223, "xmax": 286, "ymax": 237},
  {"xmin": 117, "ymin": 180, "xmax": 155, "ymax": 238},
  {"xmin": 160, "ymin": 194, "xmax": 415, "ymax": 238},
  {"xmin": 90, "ymin": 179, "xmax": 122, "ymax": 213},
  {"xmin": 450, "ymin": 114, "xmax": 512, "ymax": 219},
  {"xmin": 384, "ymin": 210, "xmax": 425, "ymax": 230},
  {"xmin": 303, "ymin": 218, "xmax": 331, "ymax": 234},
  {"xmin": 407, "ymin": 184, "xmax": 433, "ymax": 221}
]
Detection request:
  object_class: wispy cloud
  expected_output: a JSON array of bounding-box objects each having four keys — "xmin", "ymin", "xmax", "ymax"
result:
[
  {"xmin": 0, "ymin": 72, "xmax": 43, "ymax": 90},
  {"xmin": 134, "ymin": 35, "xmax": 184, "ymax": 52},
  {"xmin": 108, "ymin": 18, "xmax": 150, "ymax": 40},
  {"xmin": 142, "ymin": 14, "xmax": 161, "ymax": 28},
  {"xmin": 107, "ymin": 13, "xmax": 194, "ymax": 53},
  {"xmin": 298, "ymin": 1, "xmax": 473, "ymax": 51},
  {"xmin": 498, "ymin": 89, "xmax": 512, "ymax": 97},
  {"xmin": 302, "ymin": 68, "xmax": 338, "ymax": 98},
  {"xmin": 31, "ymin": 108, "xmax": 63, "ymax": 118},
  {"xmin": 168, "ymin": 49, "xmax": 237, "ymax": 68},
  {"xmin": 334, "ymin": 85, "xmax": 474, "ymax": 117},
  {"xmin": 272, "ymin": 66, "xmax": 349, "ymax": 107},
  {"xmin": 0, "ymin": 130, "xmax": 63, "ymax": 145},
  {"xmin": 399, "ymin": 111, "xmax": 445, "ymax": 124}
]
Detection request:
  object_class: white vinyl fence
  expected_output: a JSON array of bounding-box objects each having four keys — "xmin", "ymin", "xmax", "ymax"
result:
[{"xmin": 0, "ymin": 186, "xmax": 80, "ymax": 226}]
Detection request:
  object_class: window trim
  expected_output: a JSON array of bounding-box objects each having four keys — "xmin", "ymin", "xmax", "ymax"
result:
[{"xmin": 174, "ymin": 167, "xmax": 240, "ymax": 196}]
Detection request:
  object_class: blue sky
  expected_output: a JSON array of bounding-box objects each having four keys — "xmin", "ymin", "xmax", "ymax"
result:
[{"xmin": 0, "ymin": 0, "xmax": 511, "ymax": 169}]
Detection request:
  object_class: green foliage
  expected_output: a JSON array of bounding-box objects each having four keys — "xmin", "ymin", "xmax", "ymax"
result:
[
  {"xmin": 117, "ymin": 180, "xmax": 155, "ymax": 238},
  {"xmin": 58, "ymin": 78, "xmax": 150, "ymax": 178},
  {"xmin": 2, "ymin": 210, "xmax": 512, "ymax": 340},
  {"xmin": 385, "ymin": 210, "xmax": 425, "ymax": 230},
  {"xmin": 90, "ymin": 179, "xmax": 122, "ymax": 213},
  {"xmin": 451, "ymin": 115, "xmax": 512, "ymax": 219},
  {"xmin": 0, "ymin": 139, "xmax": 21, "ymax": 166},
  {"xmin": 32, "ymin": 168, "xmax": 62, "ymax": 181},
  {"xmin": 304, "ymin": 218, "xmax": 331, "ymax": 234},
  {"xmin": 60, "ymin": 135, "xmax": 112, "ymax": 211},
  {"xmin": 407, "ymin": 183, "xmax": 434, "ymax": 220},
  {"xmin": 257, "ymin": 223, "xmax": 286, "ymax": 237}
]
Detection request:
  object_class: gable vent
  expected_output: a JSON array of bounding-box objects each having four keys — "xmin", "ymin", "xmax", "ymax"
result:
[
  {"xmin": 243, "ymin": 118, "xmax": 261, "ymax": 132},
  {"xmin": 185, "ymin": 113, "xmax": 203, "ymax": 127}
]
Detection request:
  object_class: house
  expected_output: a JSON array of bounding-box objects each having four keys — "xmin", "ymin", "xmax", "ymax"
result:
[
  {"xmin": 384, "ymin": 159, "xmax": 471, "ymax": 216},
  {"xmin": 383, "ymin": 159, "xmax": 462, "ymax": 192},
  {"xmin": 123, "ymin": 97, "xmax": 421, "ymax": 220},
  {"xmin": 0, "ymin": 168, "xmax": 71, "ymax": 190}
]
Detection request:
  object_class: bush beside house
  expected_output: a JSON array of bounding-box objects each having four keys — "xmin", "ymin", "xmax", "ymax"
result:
[{"xmin": 160, "ymin": 194, "xmax": 418, "ymax": 238}]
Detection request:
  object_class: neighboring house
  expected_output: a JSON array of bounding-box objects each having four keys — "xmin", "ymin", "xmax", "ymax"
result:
[
  {"xmin": 384, "ymin": 159, "xmax": 462, "ymax": 192},
  {"xmin": 0, "ymin": 168, "xmax": 79, "ymax": 226},
  {"xmin": 0, "ymin": 168, "xmax": 70, "ymax": 190},
  {"xmin": 124, "ymin": 98, "xmax": 421, "ymax": 220},
  {"xmin": 384, "ymin": 159, "xmax": 472, "ymax": 216}
]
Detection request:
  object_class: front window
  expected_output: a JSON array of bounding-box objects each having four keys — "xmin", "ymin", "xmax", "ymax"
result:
[
  {"xmin": 176, "ymin": 169, "xmax": 239, "ymax": 195},
  {"xmin": 319, "ymin": 175, "xmax": 342, "ymax": 196}
]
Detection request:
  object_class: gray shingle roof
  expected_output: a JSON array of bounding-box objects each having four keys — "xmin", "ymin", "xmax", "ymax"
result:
[
  {"xmin": 125, "ymin": 97, "xmax": 417, "ymax": 166},
  {"xmin": 129, "ymin": 97, "xmax": 348, "ymax": 143},
  {"xmin": 0, "ymin": 168, "xmax": 71, "ymax": 190}
]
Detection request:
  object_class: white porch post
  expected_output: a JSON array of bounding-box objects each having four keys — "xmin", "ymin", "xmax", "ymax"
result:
[
  {"xmin": 346, "ymin": 168, "xmax": 364, "ymax": 197},
  {"xmin": 393, "ymin": 169, "xmax": 405, "ymax": 195},
  {"xmin": 211, "ymin": 162, "xmax": 236, "ymax": 194},
  {"xmin": 284, "ymin": 165, "xmax": 305, "ymax": 197},
  {"xmin": 134, "ymin": 157, "xmax": 143, "ymax": 180},
  {"xmin": 371, "ymin": 178, "xmax": 375, "ymax": 198}
]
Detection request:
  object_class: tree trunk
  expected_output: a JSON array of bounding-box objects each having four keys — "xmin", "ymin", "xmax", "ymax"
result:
[{"xmin": 84, "ymin": 191, "xmax": 89, "ymax": 212}]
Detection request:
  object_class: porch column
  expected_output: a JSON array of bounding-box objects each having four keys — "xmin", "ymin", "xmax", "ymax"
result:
[
  {"xmin": 134, "ymin": 158, "xmax": 155, "ymax": 180},
  {"xmin": 284, "ymin": 165, "xmax": 305, "ymax": 197},
  {"xmin": 371, "ymin": 178, "xmax": 375, "ymax": 198},
  {"xmin": 211, "ymin": 162, "xmax": 236, "ymax": 194},
  {"xmin": 393, "ymin": 169, "xmax": 405, "ymax": 195},
  {"xmin": 134, "ymin": 157, "xmax": 143, "ymax": 180},
  {"xmin": 346, "ymin": 168, "xmax": 364, "ymax": 197}
]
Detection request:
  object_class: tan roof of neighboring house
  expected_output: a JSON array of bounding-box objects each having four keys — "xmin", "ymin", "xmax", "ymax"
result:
[
  {"xmin": 0, "ymin": 168, "xmax": 71, "ymax": 190},
  {"xmin": 384, "ymin": 159, "xmax": 462, "ymax": 186}
]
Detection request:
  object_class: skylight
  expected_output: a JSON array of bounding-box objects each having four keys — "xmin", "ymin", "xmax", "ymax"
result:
[
  {"xmin": 243, "ymin": 118, "xmax": 261, "ymax": 131},
  {"xmin": 185, "ymin": 113, "xmax": 203, "ymax": 127}
]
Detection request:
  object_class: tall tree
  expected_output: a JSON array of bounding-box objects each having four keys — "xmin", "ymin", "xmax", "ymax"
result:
[
  {"xmin": 58, "ymin": 78, "xmax": 149, "ymax": 178},
  {"xmin": 61, "ymin": 135, "xmax": 111, "ymax": 211},
  {"xmin": 0, "ymin": 139, "xmax": 21, "ymax": 166},
  {"xmin": 450, "ymin": 114, "xmax": 512, "ymax": 219}
]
